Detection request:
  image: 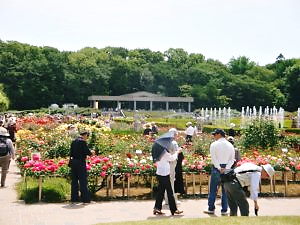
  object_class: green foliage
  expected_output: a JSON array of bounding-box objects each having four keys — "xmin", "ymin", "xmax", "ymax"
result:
[
  {"xmin": 283, "ymin": 135, "xmax": 300, "ymax": 148},
  {"xmin": 0, "ymin": 40, "xmax": 299, "ymax": 111},
  {"xmin": 285, "ymin": 63, "xmax": 300, "ymax": 111},
  {"xmin": 0, "ymin": 84, "xmax": 9, "ymax": 111},
  {"xmin": 17, "ymin": 177, "xmax": 70, "ymax": 203},
  {"xmin": 228, "ymin": 56, "xmax": 256, "ymax": 75},
  {"xmin": 242, "ymin": 119, "xmax": 280, "ymax": 149},
  {"xmin": 284, "ymin": 128, "xmax": 300, "ymax": 134},
  {"xmin": 202, "ymin": 125, "xmax": 242, "ymax": 136}
]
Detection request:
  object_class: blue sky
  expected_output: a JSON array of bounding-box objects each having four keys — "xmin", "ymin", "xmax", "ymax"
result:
[{"xmin": 1, "ymin": 0, "xmax": 299, "ymax": 65}]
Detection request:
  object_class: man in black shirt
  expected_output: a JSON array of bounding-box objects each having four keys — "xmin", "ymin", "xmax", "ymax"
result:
[{"xmin": 70, "ymin": 130, "xmax": 92, "ymax": 203}]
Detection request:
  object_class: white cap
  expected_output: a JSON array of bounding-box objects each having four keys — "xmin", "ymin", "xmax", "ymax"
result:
[
  {"xmin": 262, "ymin": 164, "xmax": 275, "ymax": 177},
  {"xmin": 0, "ymin": 127, "xmax": 9, "ymax": 137},
  {"xmin": 228, "ymin": 136, "xmax": 234, "ymax": 141},
  {"xmin": 186, "ymin": 122, "xmax": 192, "ymax": 126},
  {"xmin": 168, "ymin": 128, "xmax": 178, "ymax": 135}
]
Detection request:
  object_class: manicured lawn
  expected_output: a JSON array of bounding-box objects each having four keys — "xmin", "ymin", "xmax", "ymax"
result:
[{"xmin": 96, "ymin": 216, "xmax": 300, "ymax": 225}]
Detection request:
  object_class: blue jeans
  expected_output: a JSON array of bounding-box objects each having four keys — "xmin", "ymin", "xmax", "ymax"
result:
[{"xmin": 208, "ymin": 165, "xmax": 228, "ymax": 212}]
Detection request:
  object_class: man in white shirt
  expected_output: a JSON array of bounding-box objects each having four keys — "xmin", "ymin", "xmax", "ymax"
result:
[
  {"xmin": 204, "ymin": 128, "xmax": 235, "ymax": 215},
  {"xmin": 223, "ymin": 163, "xmax": 275, "ymax": 216}
]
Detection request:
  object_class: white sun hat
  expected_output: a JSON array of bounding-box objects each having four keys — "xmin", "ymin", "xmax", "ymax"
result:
[
  {"xmin": 230, "ymin": 123, "xmax": 236, "ymax": 128},
  {"xmin": 262, "ymin": 164, "xmax": 275, "ymax": 177},
  {"xmin": 0, "ymin": 127, "xmax": 10, "ymax": 137},
  {"xmin": 168, "ymin": 128, "xmax": 178, "ymax": 135},
  {"xmin": 228, "ymin": 136, "xmax": 234, "ymax": 141}
]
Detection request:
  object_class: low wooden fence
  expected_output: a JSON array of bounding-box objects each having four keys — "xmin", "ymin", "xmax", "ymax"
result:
[{"xmin": 23, "ymin": 171, "xmax": 299, "ymax": 201}]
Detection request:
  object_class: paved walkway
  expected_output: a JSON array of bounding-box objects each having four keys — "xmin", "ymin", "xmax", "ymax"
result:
[{"xmin": 1, "ymin": 161, "xmax": 300, "ymax": 225}]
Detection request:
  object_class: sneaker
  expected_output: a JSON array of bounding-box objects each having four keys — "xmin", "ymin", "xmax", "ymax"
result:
[
  {"xmin": 221, "ymin": 211, "xmax": 228, "ymax": 216},
  {"xmin": 203, "ymin": 209, "xmax": 215, "ymax": 214}
]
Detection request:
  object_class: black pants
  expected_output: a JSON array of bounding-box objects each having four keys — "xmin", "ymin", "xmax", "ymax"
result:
[
  {"xmin": 185, "ymin": 135, "xmax": 193, "ymax": 143},
  {"xmin": 71, "ymin": 159, "xmax": 90, "ymax": 203},
  {"xmin": 154, "ymin": 175, "xmax": 177, "ymax": 213},
  {"xmin": 223, "ymin": 180, "xmax": 249, "ymax": 216}
]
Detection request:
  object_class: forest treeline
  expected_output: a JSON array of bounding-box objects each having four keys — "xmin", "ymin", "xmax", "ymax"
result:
[{"xmin": 0, "ymin": 40, "xmax": 299, "ymax": 111}]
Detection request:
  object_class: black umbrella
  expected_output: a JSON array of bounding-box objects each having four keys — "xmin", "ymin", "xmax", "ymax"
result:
[{"xmin": 151, "ymin": 132, "xmax": 175, "ymax": 162}]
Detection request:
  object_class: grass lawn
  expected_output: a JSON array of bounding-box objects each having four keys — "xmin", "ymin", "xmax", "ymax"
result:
[{"xmin": 96, "ymin": 216, "xmax": 300, "ymax": 225}]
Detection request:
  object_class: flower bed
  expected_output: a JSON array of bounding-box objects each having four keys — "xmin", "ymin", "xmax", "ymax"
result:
[{"xmin": 15, "ymin": 115, "xmax": 300, "ymax": 198}]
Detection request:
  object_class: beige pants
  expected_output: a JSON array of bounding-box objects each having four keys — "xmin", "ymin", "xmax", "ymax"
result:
[
  {"xmin": 164, "ymin": 162, "xmax": 177, "ymax": 204},
  {"xmin": 0, "ymin": 154, "xmax": 11, "ymax": 187}
]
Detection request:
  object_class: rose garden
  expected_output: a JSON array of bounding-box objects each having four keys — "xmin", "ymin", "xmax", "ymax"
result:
[{"xmin": 12, "ymin": 111, "xmax": 300, "ymax": 203}]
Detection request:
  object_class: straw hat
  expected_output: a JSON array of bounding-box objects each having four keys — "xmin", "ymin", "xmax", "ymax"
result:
[
  {"xmin": 262, "ymin": 164, "xmax": 275, "ymax": 177},
  {"xmin": 186, "ymin": 122, "xmax": 193, "ymax": 126}
]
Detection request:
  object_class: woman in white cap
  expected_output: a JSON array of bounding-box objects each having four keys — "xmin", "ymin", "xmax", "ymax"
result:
[
  {"xmin": 222, "ymin": 162, "xmax": 275, "ymax": 216},
  {"xmin": 0, "ymin": 127, "xmax": 15, "ymax": 187},
  {"xmin": 185, "ymin": 122, "xmax": 195, "ymax": 144}
]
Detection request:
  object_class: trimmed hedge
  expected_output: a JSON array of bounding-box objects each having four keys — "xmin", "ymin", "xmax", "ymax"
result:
[
  {"xmin": 284, "ymin": 128, "xmax": 300, "ymax": 134},
  {"xmin": 202, "ymin": 125, "xmax": 242, "ymax": 136},
  {"xmin": 113, "ymin": 118, "xmax": 187, "ymax": 129}
]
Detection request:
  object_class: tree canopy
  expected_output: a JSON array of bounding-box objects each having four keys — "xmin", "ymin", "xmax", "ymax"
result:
[{"xmin": 0, "ymin": 40, "xmax": 299, "ymax": 111}]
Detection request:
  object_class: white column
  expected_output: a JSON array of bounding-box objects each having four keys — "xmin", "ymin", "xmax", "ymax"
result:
[
  {"xmin": 93, "ymin": 101, "xmax": 99, "ymax": 109},
  {"xmin": 166, "ymin": 102, "xmax": 169, "ymax": 111},
  {"xmin": 117, "ymin": 101, "xmax": 121, "ymax": 110},
  {"xmin": 188, "ymin": 102, "xmax": 191, "ymax": 112},
  {"xmin": 150, "ymin": 101, "xmax": 153, "ymax": 111},
  {"xmin": 134, "ymin": 101, "xmax": 136, "ymax": 110}
]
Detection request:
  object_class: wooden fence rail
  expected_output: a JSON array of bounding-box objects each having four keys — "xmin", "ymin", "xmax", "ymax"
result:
[{"xmin": 23, "ymin": 171, "xmax": 299, "ymax": 201}]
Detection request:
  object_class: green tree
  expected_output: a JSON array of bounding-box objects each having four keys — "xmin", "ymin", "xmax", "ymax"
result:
[
  {"xmin": 179, "ymin": 84, "xmax": 192, "ymax": 97},
  {"xmin": 285, "ymin": 63, "xmax": 300, "ymax": 111},
  {"xmin": 228, "ymin": 56, "xmax": 256, "ymax": 75},
  {"xmin": 0, "ymin": 84, "xmax": 9, "ymax": 111},
  {"xmin": 164, "ymin": 48, "xmax": 188, "ymax": 67}
]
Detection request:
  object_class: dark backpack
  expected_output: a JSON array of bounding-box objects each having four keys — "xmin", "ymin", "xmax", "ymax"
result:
[
  {"xmin": 0, "ymin": 138, "xmax": 9, "ymax": 156},
  {"xmin": 221, "ymin": 169, "xmax": 260, "ymax": 183}
]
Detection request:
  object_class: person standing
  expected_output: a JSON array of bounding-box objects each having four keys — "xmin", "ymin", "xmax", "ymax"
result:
[
  {"xmin": 227, "ymin": 136, "xmax": 241, "ymax": 168},
  {"xmin": 151, "ymin": 122, "xmax": 159, "ymax": 135},
  {"xmin": 185, "ymin": 122, "xmax": 195, "ymax": 144},
  {"xmin": 164, "ymin": 128, "xmax": 180, "ymax": 205},
  {"xmin": 228, "ymin": 123, "xmax": 236, "ymax": 137},
  {"xmin": 222, "ymin": 163, "xmax": 275, "ymax": 216},
  {"xmin": 174, "ymin": 146, "xmax": 185, "ymax": 199},
  {"xmin": 0, "ymin": 127, "xmax": 15, "ymax": 187},
  {"xmin": 153, "ymin": 142, "xmax": 183, "ymax": 216},
  {"xmin": 70, "ymin": 130, "xmax": 92, "ymax": 203},
  {"xmin": 143, "ymin": 123, "xmax": 152, "ymax": 136},
  {"xmin": 6, "ymin": 117, "xmax": 17, "ymax": 145},
  {"xmin": 204, "ymin": 128, "xmax": 235, "ymax": 215}
]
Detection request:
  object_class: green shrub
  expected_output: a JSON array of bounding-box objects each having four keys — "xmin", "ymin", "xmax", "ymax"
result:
[
  {"xmin": 283, "ymin": 135, "xmax": 300, "ymax": 148},
  {"xmin": 17, "ymin": 177, "xmax": 70, "ymax": 203},
  {"xmin": 242, "ymin": 119, "xmax": 280, "ymax": 149},
  {"xmin": 202, "ymin": 125, "xmax": 241, "ymax": 135},
  {"xmin": 284, "ymin": 128, "xmax": 300, "ymax": 134}
]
